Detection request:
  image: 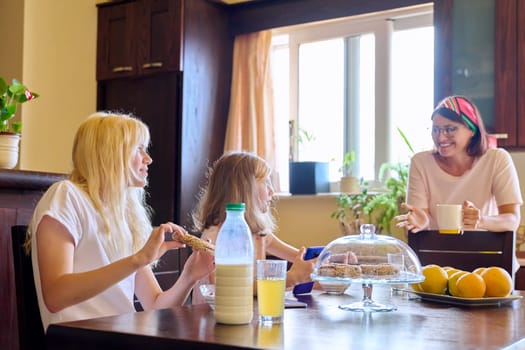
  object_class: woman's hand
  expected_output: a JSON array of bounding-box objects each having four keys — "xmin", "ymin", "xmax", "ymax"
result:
[
  {"xmin": 180, "ymin": 250, "xmax": 215, "ymax": 282},
  {"xmin": 395, "ymin": 203, "xmax": 430, "ymax": 233},
  {"xmin": 462, "ymin": 200, "xmax": 481, "ymax": 229},
  {"xmin": 134, "ymin": 223, "xmax": 187, "ymax": 267},
  {"xmin": 286, "ymin": 247, "xmax": 315, "ymax": 287}
]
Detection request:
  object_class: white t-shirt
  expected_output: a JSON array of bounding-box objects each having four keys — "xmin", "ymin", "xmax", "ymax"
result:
[
  {"xmin": 29, "ymin": 180, "xmax": 136, "ymax": 331},
  {"xmin": 407, "ymin": 148, "xmax": 523, "ymax": 229}
]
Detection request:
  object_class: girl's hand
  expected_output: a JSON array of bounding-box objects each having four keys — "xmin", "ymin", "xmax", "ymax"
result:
[
  {"xmin": 395, "ymin": 203, "xmax": 430, "ymax": 233},
  {"xmin": 286, "ymin": 247, "xmax": 315, "ymax": 287},
  {"xmin": 462, "ymin": 200, "xmax": 481, "ymax": 229},
  {"xmin": 181, "ymin": 250, "xmax": 215, "ymax": 282},
  {"xmin": 134, "ymin": 223, "xmax": 186, "ymax": 267}
]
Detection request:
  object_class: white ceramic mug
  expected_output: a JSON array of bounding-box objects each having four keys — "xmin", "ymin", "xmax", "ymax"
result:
[{"xmin": 436, "ymin": 204, "xmax": 462, "ymax": 234}]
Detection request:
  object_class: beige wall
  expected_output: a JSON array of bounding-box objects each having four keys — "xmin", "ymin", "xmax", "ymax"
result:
[
  {"xmin": 273, "ymin": 194, "xmax": 409, "ymax": 248},
  {"xmin": 19, "ymin": 0, "xmax": 105, "ymax": 173},
  {"xmin": 0, "ymin": 0, "xmax": 24, "ymax": 127},
  {"xmin": 0, "ymin": 0, "xmax": 106, "ymax": 174},
  {"xmin": 273, "ymin": 194, "xmax": 342, "ymax": 248}
]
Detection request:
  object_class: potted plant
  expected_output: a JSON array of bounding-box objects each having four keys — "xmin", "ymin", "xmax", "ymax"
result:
[
  {"xmin": 330, "ymin": 177, "xmax": 374, "ymax": 234},
  {"xmin": 0, "ymin": 78, "xmax": 39, "ymax": 168},
  {"xmin": 339, "ymin": 150, "xmax": 361, "ymax": 193},
  {"xmin": 331, "ymin": 162, "xmax": 409, "ymax": 236},
  {"xmin": 331, "ymin": 128, "xmax": 413, "ymax": 238}
]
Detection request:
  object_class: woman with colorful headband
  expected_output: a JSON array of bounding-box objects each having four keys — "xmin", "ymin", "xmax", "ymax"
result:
[{"xmin": 395, "ymin": 95, "xmax": 522, "ymax": 233}]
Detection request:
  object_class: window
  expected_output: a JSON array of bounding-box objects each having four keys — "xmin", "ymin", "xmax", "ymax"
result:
[{"xmin": 272, "ymin": 4, "xmax": 434, "ymax": 192}]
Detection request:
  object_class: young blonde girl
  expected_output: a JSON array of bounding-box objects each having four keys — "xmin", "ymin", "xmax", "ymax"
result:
[{"xmin": 191, "ymin": 151, "xmax": 314, "ymax": 302}]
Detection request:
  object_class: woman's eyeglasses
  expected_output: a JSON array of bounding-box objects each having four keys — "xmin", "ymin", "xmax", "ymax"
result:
[{"xmin": 431, "ymin": 125, "xmax": 459, "ymax": 137}]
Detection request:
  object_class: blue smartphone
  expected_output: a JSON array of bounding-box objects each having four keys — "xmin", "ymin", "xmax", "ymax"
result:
[{"xmin": 292, "ymin": 246, "xmax": 324, "ymax": 295}]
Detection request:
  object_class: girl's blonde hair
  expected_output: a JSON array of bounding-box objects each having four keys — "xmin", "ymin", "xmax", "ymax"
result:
[
  {"xmin": 69, "ymin": 112, "xmax": 152, "ymax": 260},
  {"xmin": 192, "ymin": 151, "xmax": 275, "ymax": 235}
]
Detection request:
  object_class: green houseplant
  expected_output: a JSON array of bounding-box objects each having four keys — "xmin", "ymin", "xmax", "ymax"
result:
[
  {"xmin": 331, "ymin": 177, "xmax": 374, "ymax": 233},
  {"xmin": 340, "ymin": 150, "xmax": 356, "ymax": 177},
  {"xmin": 331, "ymin": 128, "xmax": 413, "ymax": 236},
  {"xmin": 0, "ymin": 78, "xmax": 39, "ymax": 169},
  {"xmin": 331, "ymin": 164, "xmax": 409, "ymax": 235},
  {"xmin": 0, "ymin": 78, "xmax": 39, "ymax": 134}
]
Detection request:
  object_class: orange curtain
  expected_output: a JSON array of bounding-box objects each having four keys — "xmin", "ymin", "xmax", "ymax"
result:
[{"xmin": 224, "ymin": 30, "xmax": 280, "ymax": 191}]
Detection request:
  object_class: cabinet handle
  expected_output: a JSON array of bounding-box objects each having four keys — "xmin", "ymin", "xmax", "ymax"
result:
[
  {"xmin": 490, "ymin": 133, "xmax": 508, "ymax": 139},
  {"xmin": 142, "ymin": 62, "xmax": 163, "ymax": 69},
  {"xmin": 112, "ymin": 66, "xmax": 133, "ymax": 73}
]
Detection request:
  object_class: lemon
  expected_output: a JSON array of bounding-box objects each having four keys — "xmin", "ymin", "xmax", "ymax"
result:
[
  {"xmin": 419, "ymin": 264, "xmax": 448, "ymax": 294},
  {"xmin": 480, "ymin": 267, "xmax": 513, "ymax": 297},
  {"xmin": 411, "ymin": 282, "xmax": 423, "ymax": 292},
  {"xmin": 473, "ymin": 267, "xmax": 487, "ymax": 275},
  {"xmin": 445, "ymin": 268, "xmax": 460, "ymax": 278},
  {"xmin": 456, "ymin": 272, "xmax": 486, "ymax": 298},
  {"xmin": 448, "ymin": 270, "xmax": 468, "ymax": 296}
]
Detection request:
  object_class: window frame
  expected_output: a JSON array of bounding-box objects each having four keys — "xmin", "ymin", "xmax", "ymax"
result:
[{"xmin": 277, "ymin": 4, "xmax": 433, "ymax": 183}]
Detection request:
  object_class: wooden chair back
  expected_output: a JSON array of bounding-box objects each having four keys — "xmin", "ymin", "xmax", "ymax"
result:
[
  {"xmin": 408, "ymin": 230, "xmax": 515, "ymax": 278},
  {"xmin": 11, "ymin": 225, "xmax": 46, "ymax": 350}
]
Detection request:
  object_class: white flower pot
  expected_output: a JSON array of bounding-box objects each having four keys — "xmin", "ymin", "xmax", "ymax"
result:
[{"xmin": 0, "ymin": 133, "xmax": 20, "ymax": 169}]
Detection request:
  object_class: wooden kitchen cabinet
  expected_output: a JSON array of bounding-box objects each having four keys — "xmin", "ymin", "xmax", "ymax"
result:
[
  {"xmin": 96, "ymin": 0, "xmax": 183, "ymax": 80},
  {"xmin": 98, "ymin": 71, "xmax": 188, "ymax": 308},
  {"xmin": 97, "ymin": 72, "xmax": 181, "ymax": 226},
  {"xmin": 494, "ymin": 0, "xmax": 525, "ymax": 148},
  {"xmin": 435, "ymin": 0, "xmax": 525, "ymax": 148},
  {"xmin": 96, "ymin": 0, "xmax": 232, "ymax": 301}
]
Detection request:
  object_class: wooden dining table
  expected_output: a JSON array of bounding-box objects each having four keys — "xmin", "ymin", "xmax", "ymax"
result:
[{"xmin": 46, "ymin": 284, "xmax": 525, "ymax": 350}]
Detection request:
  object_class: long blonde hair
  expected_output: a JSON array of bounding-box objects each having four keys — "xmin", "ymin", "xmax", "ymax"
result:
[
  {"xmin": 69, "ymin": 112, "xmax": 152, "ymax": 260},
  {"xmin": 192, "ymin": 151, "xmax": 276, "ymax": 235}
]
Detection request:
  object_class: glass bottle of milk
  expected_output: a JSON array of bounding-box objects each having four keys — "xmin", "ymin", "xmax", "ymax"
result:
[{"xmin": 214, "ymin": 202, "xmax": 254, "ymax": 324}]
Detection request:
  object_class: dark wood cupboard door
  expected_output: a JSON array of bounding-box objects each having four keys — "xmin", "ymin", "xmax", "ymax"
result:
[
  {"xmin": 97, "ymin": 2, "xmax": 137, "ymax": 80},
  {"xmin": 436, "ymin": 0, "xmax": 525, "ymax": 148},
  {"xmin": 132, "ymin": 73, "xmax": 182, "ymax": 225},
  {"xmin": 137, "ymin": 0, "xmax": 183, "ymax": 75},
  {"xmin": 99, "ymin": 73, "xmax": 184, "ymax": 305},
  {"xmin": 495, "ymin": 0, "xmax": 517, "ymax": 147},
  {"xmin": 433, "ymin": 0, "xmax": 453, "ymax": 105},
  {"xmin": 97, "ymin": 0, "xmax": 183, "ymax": 80},
  {"xmin": 517, "ymin": 0, "xmax": 525, "ymax": 147},
  {"xmin": 98, "ymin": 72, "xmax": 182, "ymax": 225}
]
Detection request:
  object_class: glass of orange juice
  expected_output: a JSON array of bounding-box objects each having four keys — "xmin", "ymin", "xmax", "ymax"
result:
[{"xmin": 256, "ymin": 260, "xmax": 287, "ymax": 324}]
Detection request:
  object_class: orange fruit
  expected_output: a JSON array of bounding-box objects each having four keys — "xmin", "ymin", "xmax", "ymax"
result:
[
  {"xmin": 480, "ymin": 267, "xmax": 513, "ymax": 297},
  {"xmin": 411, "ymin": 283, "xmax": 423, "ymax": 292},
  {"xmin": 419, "ymin": 264, "xmax": 448, "ymax": 294},
  {"xmin": 445, "ymin": 268, "xmax": 461, "ymax": 278},
  {"xmin": 448, "ymin": 270, "xmax": 468, "ymax": 297},
  {"xmin": 473, "ymin": 267, "xmax": 487, "ymax": 275},
  {"xmin": 456, "ymin": 272, "xmax": 486, "ymax": 298}
]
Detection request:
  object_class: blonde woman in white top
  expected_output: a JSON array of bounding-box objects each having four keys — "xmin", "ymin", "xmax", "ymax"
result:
[{"xmin": 27, "ymin": 112, "xmax": 214, "ymax": 331}]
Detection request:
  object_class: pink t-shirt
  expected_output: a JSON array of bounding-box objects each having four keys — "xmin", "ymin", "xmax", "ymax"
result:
[{"xmin": 407, "ymin": 148, "xmax": 522, "ymax": 229}]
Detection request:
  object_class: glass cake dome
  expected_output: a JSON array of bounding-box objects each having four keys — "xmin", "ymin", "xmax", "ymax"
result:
[{"xmin": 311, "ymin": 224, "xmax": 424, "ymax": 312}]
